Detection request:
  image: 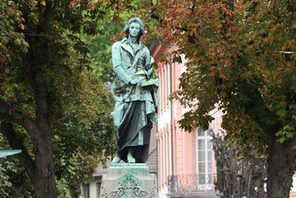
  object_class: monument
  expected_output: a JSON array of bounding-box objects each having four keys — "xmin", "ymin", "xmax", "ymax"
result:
[{"xmin": 99, "ymin": 17, "xmax": 158, "ymax": 198}]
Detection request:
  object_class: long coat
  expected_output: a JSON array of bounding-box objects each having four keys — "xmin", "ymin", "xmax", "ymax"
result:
[{"xmin": 111, "ymin": 38, "xmax": 158, "ymax": 163}]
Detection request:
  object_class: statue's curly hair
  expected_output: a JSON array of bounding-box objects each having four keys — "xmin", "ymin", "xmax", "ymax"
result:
[{"xmin": 124, "ymin": 17, "xmax": 146, "ymax": 39}]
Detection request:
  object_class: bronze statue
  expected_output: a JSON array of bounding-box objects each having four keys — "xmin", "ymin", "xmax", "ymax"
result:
[{"xmin": 111, "ymin": 17, "xmax": 158, "ymax": 163}]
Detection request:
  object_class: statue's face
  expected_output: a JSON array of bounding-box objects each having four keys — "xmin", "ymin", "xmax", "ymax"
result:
[{"xmin": 129, "ymin": 22, "xmax": 141, "ymax": 38}]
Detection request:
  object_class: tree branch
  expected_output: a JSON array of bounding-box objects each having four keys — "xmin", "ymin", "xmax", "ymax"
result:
[
  {"xmin": 22, "ymin": 39, "xmax": 50, "ymax": 132},
  {"xmin": 242, "ymin": 86, "xmax": 282, "ymax": 141},
  {"xmin": 0, "ymin": 98, "xmax": 39, "ymax": 140}
]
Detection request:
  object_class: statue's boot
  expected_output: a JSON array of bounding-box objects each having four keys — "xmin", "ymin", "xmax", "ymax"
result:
[
  {"xmin": 112, "ymin": 155, "xmax": 121, "ymax": 164},
  {"xmin": 127, "ymin": 152, "xmax": 136, "ymax": 163}
]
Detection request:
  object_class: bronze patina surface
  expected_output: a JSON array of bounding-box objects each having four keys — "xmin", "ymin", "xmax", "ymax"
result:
[{"xmin": 111, "ymin": 17, "xmax": 158, "ymax": 164}]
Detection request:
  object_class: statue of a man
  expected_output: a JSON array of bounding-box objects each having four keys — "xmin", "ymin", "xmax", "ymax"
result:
[{"xmin": 111, "ymin": 17, "xmax": 158, "ymax": 163}]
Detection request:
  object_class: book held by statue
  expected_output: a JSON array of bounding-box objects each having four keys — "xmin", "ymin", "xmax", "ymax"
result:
[{"xmin": 141, "ymin": 78, "xmax": 159, "ymax": 88}]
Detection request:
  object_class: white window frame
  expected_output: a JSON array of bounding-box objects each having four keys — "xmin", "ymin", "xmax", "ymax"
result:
[{"xmin": 196, "ymin": 128, "xmax": 213, "ymax": 191}]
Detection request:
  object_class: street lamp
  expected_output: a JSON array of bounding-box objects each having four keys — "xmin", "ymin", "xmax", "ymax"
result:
[{"xmin": 0, "ymin": 150, "xmax": 22, "ymax": 163}]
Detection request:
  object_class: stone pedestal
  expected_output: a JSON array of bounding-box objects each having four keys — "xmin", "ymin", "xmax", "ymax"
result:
[{"xmin": 100, "ymin": 163, "xmax": 157, "ymax": 198}]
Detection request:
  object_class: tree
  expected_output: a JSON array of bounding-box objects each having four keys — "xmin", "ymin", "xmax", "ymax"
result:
[
  {"xmin": 81, "ymin": 19, "xmax": 125, "ymax": 84},
  {"xmin": 138, "ymin": 0, "xmax": 296, "ymax": 197},
  {"xmin": 0, "ymin": 0, "xmax": 135, "ymax": 197}
]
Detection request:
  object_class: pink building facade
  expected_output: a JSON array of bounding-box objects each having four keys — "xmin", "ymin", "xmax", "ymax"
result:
[
  {"xmin": 151, "ymin": 44, "xmax": 220, "ymax": 198},
  {"xmin": 151, "ymin": 43, "xmax": 296, "ymax": 198}
]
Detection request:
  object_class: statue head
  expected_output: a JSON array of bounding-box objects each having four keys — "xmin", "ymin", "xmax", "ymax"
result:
[{"xmin": 124, "ymin": 17, "xmax": 146, "ymax": 40}]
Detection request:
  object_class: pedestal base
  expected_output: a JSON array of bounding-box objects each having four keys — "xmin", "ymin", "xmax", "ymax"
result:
[{"xmin": 100, "ymin": 163, "xmax": 157, "ymax": 198}]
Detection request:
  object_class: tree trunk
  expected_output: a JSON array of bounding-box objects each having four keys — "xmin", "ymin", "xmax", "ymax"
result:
[
  {"xmin": 32, "ymin": 134, "xmax": 57, "ymax": 198},
  {"xmin": 267, "ymin": 139, "xmax": 296, "ymax": 198},
  {"xmin": 0, "ymin": 121, "xmax": 57, "ymax": 198},
  {"xmin": 23, "ymin": 45, "xmax": 57, "ymax": 197}
]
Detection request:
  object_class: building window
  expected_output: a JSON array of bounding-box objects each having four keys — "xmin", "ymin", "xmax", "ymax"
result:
[
  {"xmin": 196, "ymin": 128, "xmax": 212, "ymax": 191},
  {"xmin": 83, "ymin": 184, "xmax": 90, "ymax": 198}
]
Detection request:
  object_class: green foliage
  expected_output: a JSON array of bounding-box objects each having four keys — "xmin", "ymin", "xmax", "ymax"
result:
[
  {"xmin": 81, "ymin": 18, "xmax": 126, "ymax": 83},
  {"xmin": 0, "ymin": 0, "xmax": 29, "ymax": 63},
  {"xmin": 1, "ymin": 36, "xmax": 116, "ymax": 196},
  {"xmin": 276, "ymin": 125, "xmax": 296, "ymax": 143},
  {"xmin": 49, "ymin": 45, "xmax": 116, "ymax": 196},
  {"xmin": 0, "ymin": 135, "xmax": 33, "ymax": 197},
  {"xmin": 0, "ymin": 160, "xmax": 14, "ymax": 198},
  {"xmin": 0, "ymin": 159, "xmax": 34, "ymax": 198}
]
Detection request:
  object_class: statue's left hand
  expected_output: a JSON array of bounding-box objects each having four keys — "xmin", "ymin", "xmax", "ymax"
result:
[{"xmin": 130, "ymin": 79, "xmax": 142, "ymax": 85}]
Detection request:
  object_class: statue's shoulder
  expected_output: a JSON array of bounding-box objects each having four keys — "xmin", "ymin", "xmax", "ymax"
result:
[
  {"xmin": 112, "ymin": 38, "xmax": 127, "ymax": 48},
  {"xmin": 112, "ymin": 41, "xmax": 122, "ymax": 50}
]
